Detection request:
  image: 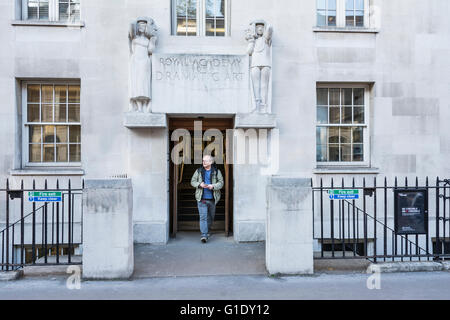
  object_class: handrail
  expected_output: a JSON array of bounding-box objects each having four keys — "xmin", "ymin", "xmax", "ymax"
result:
[
  {"xmin": 0, "ymin": 204, "xmax": 46, "ymax": 234},
  {"xmin": 343, "ymin": 199, "xmax": 429, "ymax": 255}
]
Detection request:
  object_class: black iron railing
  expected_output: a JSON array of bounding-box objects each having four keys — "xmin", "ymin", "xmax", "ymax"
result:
[
  {"xmin": 1, "ymin": 179, "xmax": 83, "ymax": 271},
  {"xmin": 313, "ymin": 177, "xmax": 450, "ymax": 262}
]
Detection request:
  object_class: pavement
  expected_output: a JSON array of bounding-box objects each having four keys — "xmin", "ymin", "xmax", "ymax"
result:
[
  {"xmin": 133, "ymin": 232, "xmax": 267, "ymax": 278},
  {"xmin": 1, "ymin": 231, "xmax": 450, "ymax": 300},
  {"xmin": 1, "ymin": 272, "xmax": 450, "ymax": 300}
]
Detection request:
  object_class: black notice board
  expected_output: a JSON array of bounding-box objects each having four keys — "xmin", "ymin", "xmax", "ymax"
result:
[{"xmin": 394, "ymin": 189, "xmax": 428, "ymax": 235}]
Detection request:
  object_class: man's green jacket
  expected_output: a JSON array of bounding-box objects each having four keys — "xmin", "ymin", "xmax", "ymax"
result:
[{"xmin": 190, "ymin": 166, "xmax": 224, "ymax": 205}]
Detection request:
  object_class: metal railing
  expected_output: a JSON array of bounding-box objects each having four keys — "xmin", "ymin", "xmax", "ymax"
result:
[
  {"xmin": 313, "ymin": 177, "xmax": 450, "ymax": 262},
  {"xmin": 1, "ymin": 179, "xmax": 83, "ymax": 271}
]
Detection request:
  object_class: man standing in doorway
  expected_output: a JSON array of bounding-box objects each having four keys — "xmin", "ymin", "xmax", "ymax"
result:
[{"xmin": 191, "ymin": 155, "xmax": 224, "ymax": 243}]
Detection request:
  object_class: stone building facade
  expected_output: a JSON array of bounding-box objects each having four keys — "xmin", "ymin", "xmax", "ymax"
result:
[{"xmin": 0, "ymin": 0, "xmax": 449, "ymax": 248}]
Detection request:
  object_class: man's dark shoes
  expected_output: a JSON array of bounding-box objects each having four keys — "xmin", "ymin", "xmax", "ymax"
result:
[{"xmin": 201, "ymin": 237, "xmax": 207, "ymax": 243}]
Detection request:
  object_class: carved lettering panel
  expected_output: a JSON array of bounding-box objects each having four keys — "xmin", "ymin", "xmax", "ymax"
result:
[{"xmin": 152, "ymin": 54, "xmax": 249, "ymax": 114}]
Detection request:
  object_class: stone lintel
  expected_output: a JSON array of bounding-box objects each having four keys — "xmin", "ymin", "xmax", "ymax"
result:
[
  {"xmin": 124, "ymin": 112, "xmax": 167, "ymax": 129},
  {"xmin": 235, "ymin": 113, "xmax": 277, "ymax": 129}
]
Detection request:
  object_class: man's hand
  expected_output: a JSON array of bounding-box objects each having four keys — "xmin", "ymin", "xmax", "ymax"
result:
[
  {"xmin": 207, "ymin": 185, "xmax": 214, "ymax": 190},
  {"xmin": 200, "ymin": 182, "xmax": 207, "ymax": 188}
]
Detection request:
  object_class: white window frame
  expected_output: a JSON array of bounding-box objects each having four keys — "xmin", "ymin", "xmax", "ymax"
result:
[
  {"xmin": 22, "ymin": 81, "xmax": 81, "ymax": 168},
  {"xmin": 171, "ymin": 0, "xmax": 230, "ymax": 36},
  {"xmin": 316, "ymin": 0, "xmax": 370, "ymax": 29},
  {"xmin": 316, "ymin": 83, "xmax": 371, "ymax": 167},
  {"xmin": 21, "ymin": 0, "xmax": 81, "ymax": 22}
]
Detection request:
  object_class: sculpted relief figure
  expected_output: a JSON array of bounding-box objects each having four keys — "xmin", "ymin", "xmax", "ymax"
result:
[
  {"xmin": 129, "ymin": 17, "xmax": 157, "ymax": 113},
  {"xmin": 246, "ymin": 20, "xmax": 273, "ymax": 113}
]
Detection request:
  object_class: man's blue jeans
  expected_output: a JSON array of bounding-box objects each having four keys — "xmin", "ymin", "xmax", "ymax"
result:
[{"xmin": 197, "ymin": 199, "xmax": 216, "ymax": 238}]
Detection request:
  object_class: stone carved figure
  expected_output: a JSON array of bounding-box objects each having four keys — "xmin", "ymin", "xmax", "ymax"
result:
[
  {"xmin": 246, "ymin": 20, "xmax": 273, "ymax": 113},
  {"xmin": 129, "ymin": 17, "xmax": 158, "ymax": 113}
]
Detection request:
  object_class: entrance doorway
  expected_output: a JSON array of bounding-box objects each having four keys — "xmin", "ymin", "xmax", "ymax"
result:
[{"xmin": 169, "ymin": 118, "xmax": 234, "ymax": 238}]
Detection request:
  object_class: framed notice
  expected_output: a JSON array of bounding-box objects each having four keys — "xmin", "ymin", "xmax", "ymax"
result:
[{"xmin": 394, "ymin": 189, "xmax": 428, "ymax": 235}]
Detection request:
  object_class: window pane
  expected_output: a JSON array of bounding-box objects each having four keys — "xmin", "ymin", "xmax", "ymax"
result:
[
  {"xmin": 328, "ymin": 11, "xmax": 336, "ymax": 26},
  {"xmin": 176, "ymin": 0, "xmax": 186, "ymax": 15},
  {"xmin": 346, "ymin": 0, "xmax": 354, "ymax": 10},
  {"xmin": 340, "ymin": 127, "xmax": 351, "ymax": 144},
  {"xmin": 29, "ymin": 125, "xmax": 42, "ymax": 143},
  {"xmin": 187, "ymin": 0, "xmax": 197, "ymax": 18},
  {"xmin": 341, "ymin": 144, "xmax": 352, "ymax": 161},
  {"xmin": 329, "ymin": 89, "xmax": 340, "ymax": 105},
  {"xmin": 43, "ymin": 126, "xmax": 55, "ymax": 143},
  {"xmin": 43, "ymin": 144, "xmax": 55, "ymax": 162},
  {"xmin": 342, "ymin": 107, "xmax": 352, "ymax": 123},
  {"xmin": 27, "ymin": 84, "xmax": 40, "ymax": 102},
  {"xmin": 28, "ymin": 0, "xmax": 39, "ymax": 19},
  {"xmin": 346, "ymin": 12, "xmax": 355, "ymax": 26},
  {"xmin": 328, "ymin": 0, "xmax": 336, "ymax": 10},
  {"xmin": 354, "ymin": 88, "xmax": 364, "ymax": 105},
  {"xmin": 55, "ymin": 104, "xmax": 67, "ymax": 122},
  {"xmin": 28, "ymin": 104, "xmax": 40, "ymax": 122},
  {"xmin": 56, "ymin": 126, "xmax": 68, "ymax": 143},
  {"xmin": 177, "ymin": 18, "xmax": 187, "ymax": 35},
  {"xmin": 317, "ymin": 145, "xmax": 327, "ymax": 162},
  {"xmin": 353, "ymin": 127, "xmax": 363, "ymax": 143},
  {"xmin": 317, "ymin": 88, "xmax": 328, "ymax": 105},
  {"xmin": 29, "ymin": 144, "xmax": 41, "ymax": 162},
  {"xmin": 329, "ymin": 107, "xmax": 340, "ymax": 124},
  {"xmin": 317, "ymin": 106, "xmax": 328, "ymax": 124},
  {"xmin": 329, "ymin": 145, "xmax": 340, "ymax": 161},
  {"xmin": 342, "ymin": 88, "xmax": 352, "ymax": 105},
  {"xmin": 70, "ymin": 3, "xmax": 81, "ymax": 21},
  {"xmin": 68, "ymin": 85, "xmax": 80, "ymax": 103},
  {"xmin": 56, "ymin": 144, "xmax": 68, "ymax": 162},
  {"xmin": 355, "ymin": 0, "xmax": 364, "ymax": 10},
  {"xmin": 354, "ymin": 107, "xmax": 364, "ymax": 124},
  {"xmin": 353, "ymin": 144, "xmax": 364, "ymax": 161},
  {"xmin": 39, "ymin": 0, "xmax": 49, "ymax": 20},
  {"xmin": 329, "ymin": 127, "xmax": 339, "ymax": 143},
  {"xmin": 215, "ymin": 19, "xmax": 225, "ymax": 37},
  {"xmin": 187, "ymin": 19, "xmax": 197, "ymax": 36},
  {"xmin": 41, "ymin": 85, "xmax": 53, "ymax": 103},
  {"xmin": 317, "ymin": 0, "xmax": 326, "ymax": 10},
  {"xmin": 69, "ymin": 144, "xmax": 81, "ymax": 162},
  {"xmin": 316, "ymin": 127, "xmax": 328, "ymax": 145},
  {"xmin": 355, "ymin": 11, "xmax": 364, "ymax": 26},
  {"xmin": 59, "ymin": 2, "xmax": 69, "ymax": 21},
  {"xmin": 206, "ymin": 18, "xmax": 215, "ymax": 36},
  {"xmin": 41, "ymin": 104, "xmax": 53, "ymax": 122},
  {"xmin": 317, "ymin": 10, "xmax": 327, "ymax": 26},
  {"xmin": 68, "ymin": 104, "xmax": 80, "ymax": 122},
  {"xmin": 205, "ymin": 0, "xmax": 214, "ymax": 18},
  {"xmin": 55, "ymin": 85, "xmax": 67, "ymax": 103},
  {"xmin": 69, "ymin": 126, "xmax": 81, "ymax": 143}
]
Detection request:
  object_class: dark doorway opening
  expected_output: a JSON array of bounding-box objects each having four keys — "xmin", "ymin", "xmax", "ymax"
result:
[{"xmin": 169, "ymin": 118, "xmax": 234, "ymax": 238}]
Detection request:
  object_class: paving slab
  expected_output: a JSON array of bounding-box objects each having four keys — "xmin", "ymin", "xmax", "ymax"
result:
[{"xmin": 133, "ymin": 232, "xmax": 267, "ymax": 278}]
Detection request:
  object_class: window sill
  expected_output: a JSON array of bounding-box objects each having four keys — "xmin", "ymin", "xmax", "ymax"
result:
[
  {"xmin": 313, "ymin": 167, "xmax": 380, "ymax": 174},
  {"xmin": 10, "ymin": 168, "xmax": 85, "ymax": 176},
  {"xmin": 11, "ymin": 20, "xmax": 85, "ymax": 28},
  {"xmin": 313, "ymin": 26, "xmax": 379, "ymax": 34}
]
